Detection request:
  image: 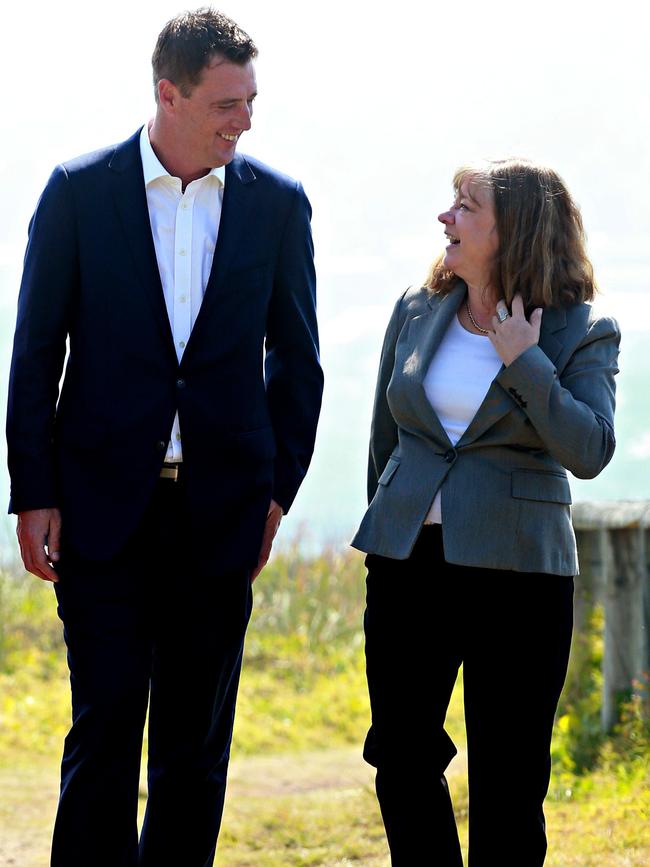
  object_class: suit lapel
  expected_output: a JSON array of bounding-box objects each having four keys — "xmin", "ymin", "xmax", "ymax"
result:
[
  {"xmin": 109, "ymin": 130, "xmax": 176, "ymax": 361},
  {"xmin": 184, "ymin": 154, "xmax": 257, "ymax": 353},
  {"xmin": 208, "ymin": 154, "xmax": 257, "ymax": 289}
]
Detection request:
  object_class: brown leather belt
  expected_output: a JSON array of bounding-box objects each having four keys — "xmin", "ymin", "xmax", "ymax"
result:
[{"xmin": 160, "ymin": 463, "xmax": 181, "ymax": 481}]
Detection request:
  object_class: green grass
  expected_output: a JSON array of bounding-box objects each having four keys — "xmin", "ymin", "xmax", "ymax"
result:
[
  {"xmin": 1, "ymin": 550, "xmax": 649, "ymax": 865},
  {"xmin": 219, "ymin": 786, "xmax": 390, "ymax": 866}
]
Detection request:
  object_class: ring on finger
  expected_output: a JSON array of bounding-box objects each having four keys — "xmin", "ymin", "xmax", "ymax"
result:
[{"xmin": 497, "ymin": 308, "xmax": 509, "ymax": 323}]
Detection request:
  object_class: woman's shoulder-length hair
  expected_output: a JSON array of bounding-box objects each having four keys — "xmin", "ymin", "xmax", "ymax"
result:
[{"xmin": 426, "ymin": 158, "xmax": 597, "ymax": 309}]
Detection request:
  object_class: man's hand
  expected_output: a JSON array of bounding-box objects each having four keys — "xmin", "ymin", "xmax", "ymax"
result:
[
  {"xmin": 489, "ymin": 293, "xmax": 543, "ymax": 367},
  {"xmin": 17, "ymin": 508, "xmax": 62, "ymax": 583},
  {"xmin": 251, "ymin": 499, "xmax": 283, "ymax": 582}
]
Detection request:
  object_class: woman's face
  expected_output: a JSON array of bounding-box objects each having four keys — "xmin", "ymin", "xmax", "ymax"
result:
[{"xmin": 438, "ymin": 177, "xmax": 499, "ymax": 292}]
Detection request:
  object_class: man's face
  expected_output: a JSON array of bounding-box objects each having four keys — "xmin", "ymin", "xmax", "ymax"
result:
[{"xmin": 173, "ymin": 56, "xmax": 257, "ymax": 168}]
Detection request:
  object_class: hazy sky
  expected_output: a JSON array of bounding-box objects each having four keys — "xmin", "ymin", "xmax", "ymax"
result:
[
  {"xmin": 1, "ymin": 0, "xmax": 648, "ymax": 549},
  {"xmin": 2, "ymin": 0, "xmax": 649, "ymax": 302}
]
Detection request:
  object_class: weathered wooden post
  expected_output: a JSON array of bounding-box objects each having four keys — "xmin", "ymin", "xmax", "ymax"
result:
[
  {"xmin": 572, "ymin": 501, "xmax": 650, "ymax": 732},
  {"xmin": 603, "ymin": 525, "xmax": 645, "ymax": 731},
  {"xmin": 567, "ymin": 528, "xmax": 602, "ymax": 703}
]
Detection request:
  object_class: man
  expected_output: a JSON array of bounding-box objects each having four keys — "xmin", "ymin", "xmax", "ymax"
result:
[{"xmin": 6, "ymin": 8, "xmax": 322, "ymax": 866}]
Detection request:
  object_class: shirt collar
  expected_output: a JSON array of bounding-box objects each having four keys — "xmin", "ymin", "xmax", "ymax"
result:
[{"xmin": 139, "ymin": 123, "xmax": 226, "ymax": 188}]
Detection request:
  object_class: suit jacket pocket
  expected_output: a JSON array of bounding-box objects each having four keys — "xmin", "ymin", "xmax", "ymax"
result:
[
  {"xmin": 378, "ymin": 455, "xmax": 400, "ymax": 486},
  {"xmin": 511, "ymin": 469, "xmax": 572, "ymax": 504},
  {"xmin": 229, "ymin": 425, "xmax": 277, "ymax": 461}
]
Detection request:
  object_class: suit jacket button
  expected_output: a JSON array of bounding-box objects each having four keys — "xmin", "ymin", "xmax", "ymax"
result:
[
  {"xmin": 444, "ymin": 448, "xmax": 457, "ymax": 463},
  {"xmin": 176, "ymin": 378, "xmax": 186, "ymax": 389},
  {"xmin": 157, "ymin": 440, "xmax": 167, "ymax": 452}
]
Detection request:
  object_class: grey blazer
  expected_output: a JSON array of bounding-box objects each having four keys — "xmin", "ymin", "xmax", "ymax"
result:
[{"xmin": 351, "ymin": 283, "xmax": 620, "ymax": 575}]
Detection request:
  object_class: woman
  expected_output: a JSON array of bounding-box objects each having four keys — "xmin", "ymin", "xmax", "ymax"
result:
[{"xmin": 351, "ymin": 159, "xmax": 620, "ymax": 866}]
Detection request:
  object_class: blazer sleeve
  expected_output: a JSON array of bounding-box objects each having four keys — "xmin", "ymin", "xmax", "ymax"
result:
[
  {"xmin": 6, "ymin": 165, "xmax": 78, "ymax": 512},
  {"xmin": 264, "ymin": 182, "xmax": 323, "ymax": 513},
  {"xmin": 367, "ymin": 291, "xmax": 408, "ymax": 503},
  {"xmin": 496, "ymin": 314, "xmax": 620, "ymax": 479}
]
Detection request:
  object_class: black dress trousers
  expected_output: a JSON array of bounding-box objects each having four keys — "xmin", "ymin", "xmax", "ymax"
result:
[
  {"xmin": 51, "ymin": 475, "xmax": 253, "ymax": 867},
  {"xmin": 364, "ymin": 525, "xmax": 574, "ymax": 867}
]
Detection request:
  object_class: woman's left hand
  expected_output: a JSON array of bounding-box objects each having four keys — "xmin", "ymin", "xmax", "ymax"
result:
[{"xmin": 489, "ymin": 293, "xmax": 543, "ymax": 367}]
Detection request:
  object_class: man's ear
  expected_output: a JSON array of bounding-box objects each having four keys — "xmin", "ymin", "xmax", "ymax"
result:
[{"xmin": 157, "ymin": 79, "xmax": 179, "ymax": 114}]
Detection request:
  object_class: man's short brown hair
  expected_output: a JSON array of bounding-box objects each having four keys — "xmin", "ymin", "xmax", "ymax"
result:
[{"xmin": 152, "ymin": 7, "xmax": 258, "ymax": 101}]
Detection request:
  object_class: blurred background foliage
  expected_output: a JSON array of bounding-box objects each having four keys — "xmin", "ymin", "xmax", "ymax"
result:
[
  {"xmin": 1, "ymin": 547, "xmax": 649, "ymax": 865},
  {"xmin": 2, "ymin": 547, "xmax": 648, "ymax": 777}
]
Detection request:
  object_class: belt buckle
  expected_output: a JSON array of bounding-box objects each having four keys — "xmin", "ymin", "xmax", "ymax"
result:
[{"xmin": 160, "ymin": 464, "xmax": 180, "ymax": 482}]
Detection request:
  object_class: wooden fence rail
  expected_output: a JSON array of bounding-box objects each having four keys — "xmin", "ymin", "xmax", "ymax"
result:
[{"xmin": 572, "ymin": 500, "xmax": 650, "ymax": 732}]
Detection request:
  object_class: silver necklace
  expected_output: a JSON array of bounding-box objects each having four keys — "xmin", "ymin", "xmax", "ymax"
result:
[{"xmin": 466, "ymin": 300, "xmax": 491, "ymax": 335}]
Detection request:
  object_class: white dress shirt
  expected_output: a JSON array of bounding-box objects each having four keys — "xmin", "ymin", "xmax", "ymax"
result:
[
  {"xmin": 423, "ymin": 313, "xmax": 503, "ymax": 523},
  {"xmin": 139, "ymin": 123, "xmax": 226, "ymax": 462}
]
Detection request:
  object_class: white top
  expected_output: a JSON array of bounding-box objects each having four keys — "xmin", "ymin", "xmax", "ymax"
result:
[
  {"xmin": 423, "ymin": 313, "xmax": 502, "ymax": 523},
  {"xmin": 139, "ymin": 123, "xmax": 226, "ymax": 462}
]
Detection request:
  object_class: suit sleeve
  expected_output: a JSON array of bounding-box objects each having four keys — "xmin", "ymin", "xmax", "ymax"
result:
[
  {"xmin": 264, "ymin": 182, "xmax": 323, "ymax": 513},
  {"xmin": 6, "ymin": 165, "xmax": 78, "ymax": 512},
  {"xmin": 496, "ymin": 314, "xmax": 620, "ymax": 479},
  {"xmin": 367, "ymin": 292, "xmax": 407, "ymax": 503}
]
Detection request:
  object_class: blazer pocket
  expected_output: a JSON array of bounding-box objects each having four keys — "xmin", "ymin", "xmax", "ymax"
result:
[
  {"xmin": 511, "ymin": 469, "xmax": 572, "ymax": 504},
  {"xmin": 378, "ymin": 456, "xmax": 400, "ymax": 486}
]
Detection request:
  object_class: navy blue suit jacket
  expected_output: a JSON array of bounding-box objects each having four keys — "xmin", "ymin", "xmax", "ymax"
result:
[{"xmin": 7, "ymin": 128, "xmax": 323, "ymax": 571}]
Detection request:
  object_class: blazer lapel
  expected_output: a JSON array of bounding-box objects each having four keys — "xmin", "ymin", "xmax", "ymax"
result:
[
  {"xmin": 455, "ymin": 377, "xmax": 511, "ymax": 446},
  {"xmin": 184, "ymin": 154, "xmax": 257, "ymax": 353},
  {"xmin": 537, "ymin": 305, "xmax": 566, "ymax": 364},
  {"xmin": 398, "ymin": 284, "xmax": 466, "ymax": 449},
  {"xmin": 457, "ymin": 303, "xmax": 568, "ymax": 446},
  {"xmin": 109, "ymin": 130, "xmax": 176, "ymax": 360},
  {"xmin": 410, "ymin": 283, "xmax": 467, "ymax": 381}
]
